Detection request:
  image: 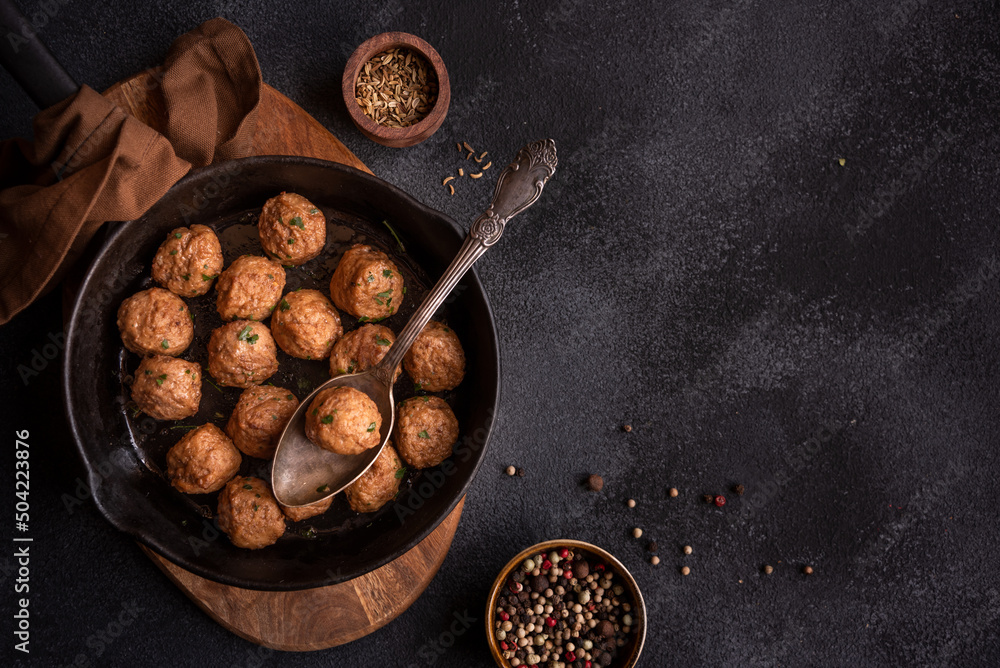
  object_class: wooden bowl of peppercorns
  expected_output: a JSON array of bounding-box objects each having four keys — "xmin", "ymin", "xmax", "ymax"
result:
[{"xmin": 486, "ymin": 539, "xmax": 647, "ymax": 668}]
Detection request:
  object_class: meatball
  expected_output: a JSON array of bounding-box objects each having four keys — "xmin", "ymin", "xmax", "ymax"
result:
[
  {"xmin": 345, "ymin": 442, "xmax": 404, "ymax": 513},
  {"xmin": 329, "ymin": 244, "xmax": 404, "ymax": 320},
  {"xmin": 116, "ymin": 287, "xmax": 194, "ymax": 356},
  {"xmin": 207, "ymin": 320, "xmax": 279, "ymax": 388},
  {"xmin": 328, "ymin": 324, "xmax": 401, "ymax": 381},
  {"xmin": 151, "ymin": 224, "xmax": 224, "ymax": 297},
  {"xmin": 403, "ymin": 321, "xmax": 465, "ymax": 392},
  {"xmin": 131, "ymin": 355, "xmax": 202, "ymax": 420},
  {"xmin": 226, "ymin": 385, "xmax": 299, "ymax": 458},
  {"xmin": 280, "ymin": 495, "xmax": 332, "ymax": 522},
  {"xmin": 217, "ymin": 476, "xmax": 286, "ymax": 550},
  {"xmin": 215, "ymin": 255, "xmax": 286, "ymax": 321},
  {"xmin": 258, "ymin": 192, "xmax": 327, "ymax": 266},
  {"xmin": 394, "ymin": 396, "xmax": 459, "ymax": 469},
  {"xmin": 271, "ymin": 289, "xmax": 343, "ymax": 360},
  {"xmin": 166, "ymin": 424, "xmax": 241, "ymax": 494},
  {"xmin": 304, "ymin": 386, "xmax": 382, "ymax": 455}
]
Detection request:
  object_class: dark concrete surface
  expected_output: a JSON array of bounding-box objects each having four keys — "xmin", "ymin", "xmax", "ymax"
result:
[{"xmin": 2, "ymin": 0, "xmax": 999, "ymax": 666}]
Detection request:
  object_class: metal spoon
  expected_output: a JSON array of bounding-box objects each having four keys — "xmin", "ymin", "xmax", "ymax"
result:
[{"xmin": 272, "ymin": 139, "xmax": 558, "ymax": 507}]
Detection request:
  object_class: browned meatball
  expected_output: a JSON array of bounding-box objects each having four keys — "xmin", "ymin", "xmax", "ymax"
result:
[
  {"xmin": 304, "ymin": 386, "xmax": 382, "ymax": 455},
  {"xmin": 328, "ymin": 324, "xmax": 401, "ymax": 381},
  {"xmin": 258, "ymin": 192, "xmax": 327, "ymax": 266},
  {"xmin": 215, "ymin": 255, "xmax": 286, "ymax": 321},
  {"xmin": 403, "ymin": 321, "xmax": 465, "ymax": 392},
  {"xmin": 207, "ymin": 321, "xmax": 279, "ymax": 388},
  {"xmin": 271, "ymin": 289, "xmax": 343, "ymax": 360},
  {"xmin": 151, "ymin": 224, "xmax": 224, "ymax": 297},
  {"xmin": 345, "ymin": 442, "xmax": 404, "ymax": 513},
  {"xmin": 395, "ymin": 396, "xmax": 459, "ymax": 469},
  {"xmin": 166, "ymin": 424, "xmax": 241, "ymax": 494},
  {"xmin": 280, "ymin": 495, "xmax": 332, "ymax": 522},
  {"xmin": 226, "ymin": 386, "xmax": 299, "ymax": 458},
  {"xmin": 131, "ymin": 355, "xmax": 202, "ymax": 420},
  {"xmin": 329, "ymin": 244, "xmax": 404, "ymax": 320},
  {"xmin": 217, "ymin": 476, "xmax": 286, "ymax": 550},
  {"xmin": 116, "ymin": 287, "xmax": 194, "ymax": 356}
]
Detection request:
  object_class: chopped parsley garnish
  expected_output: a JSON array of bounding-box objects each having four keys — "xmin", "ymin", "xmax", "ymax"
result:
[
  {"xmin": 156, "ymin": 373, "xmax": 168, "ymax": 386},
  {"xmin": 418, "ymin": 430, "xmax": 429, "ymax": 439},
  {"xmin": 253, "ymin": 504, "xmax": 259, "ymax": 512},
  {"xmin": 243, "ymin": 483, "xmax": 253, "ymax": 490},
  {"xmin": 288, "ymin": 216, "xmax": 305, "ymax": 229},
  {"xmin": 170, "ymin": 250, "xmax": 178, "ymax": 255},
  {"xmin": 321, "ymin": 414, "xmax": 334, "ymax": 424},
  {"xmin": 268, "ymin": 274, "xmax": 275, "ymax": 280},
  {"xmin": 383, "ymin": 269, "xmax": 393, "ymax": 277},
  {"xmin": 288, "ymin": 238, "xmax": 295, "ymax": 245},
  {"xmin": 237, "ymin": 325, "xmax": 259, "ymax": 345},
  {"xmin": 414, "ymin": 382, "xmax": 422, "ymax": 392},
  {"xmin": 286, "ymin": 394, "xmax": 294, "ymax": 400},
  {"xmin": 174, "ymin": 232, "xmax": 182, "ymax": 238},
  {"xmin": 145, "ymin": 369, "xmax": 152, "ymax": 375},
  {"xmin": 395, "ymin": 467, "xmax": 407, "ymax": 479},
  {"xmin": 317, "ymin": 484, "xmax": 330, "ymax": 493},
  {"xmin": 374, "ymin": 297, "xmax": 383, "ymax": 305},
  {"xmin": 382, "ymin": 219, "xmax": 406, "ymax": 252},
  {"xmin": 376, "ymin": 337, "xmax": 391, "ymax": 346},
  {"xmin": 201, "ymin": 273, "xmax": 216, "ymax": 281},
  {"xmin": 279, "ymin": 299, "xmax": 291, "ymax": 311},
  {"xmin": 367, "ymin": 422, "xmax": 377, "ymax": 432},
  {"xmin": 310, "ymin": 208, "xmax": 319, "ymax": 214},
  {"xmin": 181, "ymin": 274, "xmax": 190, "ymax": 281},
  {"xmin": 311, "ymin": 408, "xmax": 319, "ymax": 415},
  {"xmin": 367, "ymin": 274, "xmax": 375, "ymax": 283},
  {"xmin": 161, "ymin": 339, "xmax": 169, "ymax": 349},
  {"xmin": 302, "ymin": 527, "xmax": 317, "ymax": 539},
  {"xmin": 271, "ymin": 414, "xmax": 278, "ymax": 421},
  {"xmin": 376, "ymin": 289, "xmax": 393, "ymax": 298},
  {"xmin": 358, "ymin": 316, "xmax": 369, "ymax": 323}
]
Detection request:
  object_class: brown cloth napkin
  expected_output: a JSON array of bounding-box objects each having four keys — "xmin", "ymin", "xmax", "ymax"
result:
[{"xmin": 0, "ymin": 18, "xmax": 261, "ymax": 325}]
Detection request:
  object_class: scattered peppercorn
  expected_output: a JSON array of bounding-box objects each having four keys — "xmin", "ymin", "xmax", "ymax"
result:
[
  {"xmin": 714, "ymin": 495, "xmax": 726, "ymax": 507},
  {"xmin": 650, "ymin": 556, "xmax": 660, "ymax": 565},
  {"xmin": 626, "ymin": 499, "xmax": 636, "ymax": 508},
  {"xmin": 703, "ymin": 494, "xmax": 714, "ymax": 504},
  {"xmin": 683, "ymin": 545, "xmax": 693, "ymax": 555},
  {"xmin": 587, "ymin": 474, "xmax": 604, "ymax": 492},
  {"xmin": 516, "ymin": 468, "xmax": 526, "ymax": 477},
  {"xmin": 622, "ymin": 424, "xmax": 632, "ymax": 432},
  {"xmin": 763, "ymin": 565, "xmax": 774, "ymax": 575},
  {"xmin": 647, "ymin": 541, "xmax": 658, "ymax": 553},
  {"xmin": 506, "ymin": 465, "xmax": 516, "ymax": 476},
  {"xmin": 668, "ymin": 487, "xmax": 679, "ymax": 497},
  {"xmin": 632, "ymin": 527, "xmax": 643, "ymax": 539},
  {"xmin": 681, "ymin": 566, "xmax": 691, "ymax": 576},
  {"xmin": 734, "ymin": 483, "xmax": 745, "ymax": 496},
  {"xmin": 803, "ymin": 565, "xmax": 814, "ymax": 575}
]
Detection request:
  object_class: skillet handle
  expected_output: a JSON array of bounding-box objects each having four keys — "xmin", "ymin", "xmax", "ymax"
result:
[{"xmin": 0, "ymin": 0, "xmax": 79, "ymax": 109}]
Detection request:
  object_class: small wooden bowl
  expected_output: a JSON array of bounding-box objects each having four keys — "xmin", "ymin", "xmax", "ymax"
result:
[
  {"xmin": 485, "ymin": 539, "xmax": 647, "ymax": 668},
  {"xmin": 342, "ymin": 32, "xmax": 450, "ymax": 148}
]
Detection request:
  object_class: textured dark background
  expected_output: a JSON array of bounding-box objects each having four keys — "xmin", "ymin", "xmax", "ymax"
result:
[{"xmin": 2, "ymin": 0, "xmax": 999, "ymax": 666}]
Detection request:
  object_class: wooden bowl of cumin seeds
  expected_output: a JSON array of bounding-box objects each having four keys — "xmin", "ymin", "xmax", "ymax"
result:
[{"xmin": 342, "ymin": 32, "xmax": 450, "ymax": 148}]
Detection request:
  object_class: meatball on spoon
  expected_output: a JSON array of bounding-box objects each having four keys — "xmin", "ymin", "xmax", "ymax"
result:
[{"xmin": 272, "ymin": 140, "xmax": 557, "ymax": 507}]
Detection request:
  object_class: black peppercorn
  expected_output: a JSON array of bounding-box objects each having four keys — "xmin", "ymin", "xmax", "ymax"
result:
[{"xmin": 573, "ymin": 560, "xmax": 590, "ymax": 579}]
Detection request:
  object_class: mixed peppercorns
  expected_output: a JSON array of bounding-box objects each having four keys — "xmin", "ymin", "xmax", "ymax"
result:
[{"xmin": 494, "ymin": 548, "xmax": 638, "ymax": 667}]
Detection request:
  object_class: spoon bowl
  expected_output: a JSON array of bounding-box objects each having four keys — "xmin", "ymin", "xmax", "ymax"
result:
[{"xmin": 273, "ymin": 140, "xmax": 558, "ymax": 508}]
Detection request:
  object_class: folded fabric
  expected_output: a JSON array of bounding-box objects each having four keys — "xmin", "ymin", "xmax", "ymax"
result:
[{"xmin": 0, "ymin": 17, "xmax": 261, "ymax": 325}]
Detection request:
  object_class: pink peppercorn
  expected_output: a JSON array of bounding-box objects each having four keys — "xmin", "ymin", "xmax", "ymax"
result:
[
  {"xmin": 546, "ymin": 616, "xmax": 557, "ymax": 627},
  {"xmin": 542, "ymin": 559, "xmax": 552, "ymax": 570},
  {"xmin": 559, "ymin": 548, "xmax": 569, "ymax": 559},
  {"xmin": 715, "ymin": 495, "xmax": 726, "ymax": 507},
  {"xmin": 500, "ymin": 611, "xmax": 509, "ymax": 621}
]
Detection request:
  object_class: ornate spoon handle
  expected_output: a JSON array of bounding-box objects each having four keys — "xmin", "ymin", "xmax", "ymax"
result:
[{"xmin": 375, "ymin": 139, "xmax": 558, "ymax": 379}]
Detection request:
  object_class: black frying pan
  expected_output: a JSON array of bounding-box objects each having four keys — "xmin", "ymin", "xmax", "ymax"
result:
[{"xmin": 62, "ymin": 156, "xmax": 500, "ymax": 590}]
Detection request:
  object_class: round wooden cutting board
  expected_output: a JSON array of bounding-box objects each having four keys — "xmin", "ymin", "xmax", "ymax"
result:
[{"xmin": 103, "ymin": 70, "xmax": 465, "ymax": 651}]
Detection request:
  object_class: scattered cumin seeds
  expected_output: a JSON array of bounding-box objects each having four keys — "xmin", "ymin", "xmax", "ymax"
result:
[
  {"xmin": 466, "ymin": 151, "xmax": 475, "ymax": 160},
  {"xmin": 470, "ymin": 172, "xmax": 483, "ymax": 179},
  {"xmin": 482, "ymin": 160, "xmax": 492, "ymax": 170},
  {"xmin": 462, "ymin": 141, "xmax": 474, "ymax": 153},
  {"xmin": 458, "ymin": 167, "xmax": 464, "ymax": 176},
  {"xmin": 442, "ymin": 176, "xmax": 455, "ymax": 185},
  {"xmin": 448, "ymin": 184, "xmax": 455, "ymax": 196},
  {"xmin": 456, "ymin": 141, "xmax": 462, "ymax": 151}
]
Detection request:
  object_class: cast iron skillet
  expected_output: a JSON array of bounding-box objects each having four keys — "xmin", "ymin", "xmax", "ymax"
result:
[{"xmin": 62, "ymin": 156, "xmax": 499, "ymax": 591}]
